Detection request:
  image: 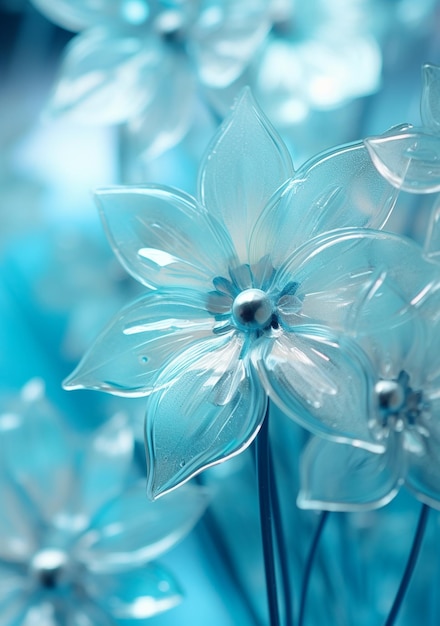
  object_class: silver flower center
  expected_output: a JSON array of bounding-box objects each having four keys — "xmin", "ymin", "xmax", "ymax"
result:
[
  {"xmin": 30, "ymin": 549, "xmax": 71, "ymax": 590},
  {"xmin": 232, "ymin": 289, "xmax": 273, "ymax": 331}
]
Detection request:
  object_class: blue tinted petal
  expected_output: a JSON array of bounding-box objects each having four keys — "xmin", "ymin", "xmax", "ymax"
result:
[
  {"xmin": 95, "ymin": 186, "xmax": 235, "ymax": 290},
  {"xmin": 0, "ymin": 472, "xmax": 36, "ymax": 561},
  {"xmin": 406, "ymin": 429, "xmax": 440, "ymax": 509},
  {"xmin": 30, "ymin": 0, "xmax": 150, "ymax": 30},
  {"xmin": 249, "ymin": 141, "xmax": 397, "ymax": 267},
  {"xmin": 0, "ymin": 380, "xmax": 74, "ymax": 524},
  {"xmin": 298, "ymin": 437, "xmax": 403, "ymax": 511},
  {"xmin": 145, "ymin": 333, "xmax": 266, "ymax": 498},
  {"xmin": 365, "ymin": 131, "xmax": 440, "ymax": 193},
  {"xmin": 76, "ymin": 482, "xmax": 208, "ymax": 571},
  {"xmin": 86, "ymin": 563, "xmax": 181, "ymax": 619},
  {"xmin": 63, "ymin": 291, "xmax": 217, "ymax": 396},
  {"xmin": 198, "ymin": 88, "xmax": 294, "ymax": 262},
  {"xmin": 46, "ymin": 28, "xmax": 161, "ymax": 124},
  {"xmin": 420, "ymin": 63, "xmax": 440, "ymax": 132},
  {"xmin": 253, "ymin": 328, "xmax": 380, "ymax": 449},
  {"xmin": 275, "ymin": 229, "xmax": 439, "ymax": 335}
]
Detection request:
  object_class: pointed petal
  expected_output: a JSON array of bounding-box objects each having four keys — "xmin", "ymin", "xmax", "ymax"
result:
[
  {"xmin": 406, "ymin": 429, "xmax": 440, "ymax": 509},
  {"xmin": 46, "ymin": 28, "xmax": 161, "ymax": 124},
  {"xmin": 274, "ymin": 228, "xmax": 439, "ymax": 335},
  {"xmin": 198, "ymin": 88, "xmax": 294, "ymax": 262},
  {"xmin": 249, "ymin": 140, "xmax": 397, "ymax": 267},
  {"xmin": 365, "ymin": 131, "xmax": 440, "ymax": 193},
  {"xmin": 0, "ymin": 380, "xmax": 74, "ymax": 524},
  {"xmin": 86, "ymin": 564, "xmax": 182, "ymax": 619},
  {"xmin": 298, "ymin": 437, "xmax": 403, "ymax": 511},
  {"xmin": 420, "ymin": 63, "xmax": 440, "ymax": 132},
  {"xmin": 95, "ymin": 186, "xmax": 235, "ymax": 290},
  {"xmin": 75, "ymin": 482, "xmax": 208, "ymax": 571},
  {"xmin": 145, "ymin": 333, "xmax": 266, "ymax": 498},
  {"xmin": 193, "ymin": 1, "xmax": 269, "ymax": 87},
  {"xmin": 253, "ymin": 329, "xmax": 380, "ymax": 449},
  {"xmin": 63, "ymin": 291, "xmax": 217, "ymax": 396}
]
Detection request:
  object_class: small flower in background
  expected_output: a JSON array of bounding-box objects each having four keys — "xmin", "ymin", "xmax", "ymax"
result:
[
  {"xmin": 0, "ymin": 378, "xmax": 208, "ymax": 624},
  {"xmin": 29, "ymin": 0, "xmax": 270, "ymax": 159},
  {"xmin": 62, "ymin": 87, "xmax": 440, "ymax": 499}
]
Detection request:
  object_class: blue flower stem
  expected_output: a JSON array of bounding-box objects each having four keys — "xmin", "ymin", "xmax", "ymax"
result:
[
  {"xmin": 256, "ymin": 403, "xmax": 281, "ymax": 626},
  {"xmin": 269, "ymin": 448, "xmax": 294, "ymax": 626},
  {"xmin": 383, "ymin": 503, "xmax": 430, "ymax": 626},
  {"xmin": 298, "ymin": 510, "xmax": 329, "ymax": 626}
]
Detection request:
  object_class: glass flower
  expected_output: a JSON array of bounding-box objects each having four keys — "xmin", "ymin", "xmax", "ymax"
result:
[
  {"xmin": 298, "ymin": 269, "xmax": 440, "ymax": 512},
  {"xmin": 0, "ymin": 378, "xmax": 208, "ymax": 623},
  {"xmin": 365, "ymin": 63, "xmax": 440, "ymax": 194},
  {"xmin": 29, "ymin": 0, "xmax": 270, "ymax": 158},
  {"xmin": 63, "ymin": 87, "xmax": 435, "ymax": 499}
]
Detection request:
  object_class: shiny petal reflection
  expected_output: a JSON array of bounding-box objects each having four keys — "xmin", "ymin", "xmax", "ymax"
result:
[{"xmin": 420, "ymin": 63, "xmax": 440, "ymax": 132}]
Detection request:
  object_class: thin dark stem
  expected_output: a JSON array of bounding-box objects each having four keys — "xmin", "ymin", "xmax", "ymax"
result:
[
  {"xmin": 298, "ymin": 511, "xmax": 329, "ymax": 626},
  {"xmin": 256, "ymin": 404, "xmax": 281, "ymax": 626},
  {"xmin": 269, "ymin": 450, "xmax": 294, "ymax": 626},
  {"xmin": 383, "ymin": 503, "xmax": 430, "ymax": 626}
]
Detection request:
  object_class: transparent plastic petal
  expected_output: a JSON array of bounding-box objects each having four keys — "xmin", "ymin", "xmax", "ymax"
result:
[
  {"xmin": 365, "ymin": 131, "xmax": 440, "ymax": 193},
  {"xmin": 145, "ymin": 333, "xmax": 266, "ymax": 498},
  {"xmin": 0, "ymin": 380, "xmax": 74, "ymax": 524},
  {"xmin": 76, "ymin": 482, "xmax": 208, "ymax": 571},
  {"xmin": 275, "ymin": 228, "xmax": 439, "ymax": 335},
  {"xmin": 298, "ymin": 436, "xmax": 403, "ymax": 511},
  {"xmin": 127, "ymin": 53, "xmax": 196, "ymax": 160},
  {"xmin": 63, "ymin": 291, "xmax": 217, "ymax": 396},
  {"xmin": 46, "ymin": 28, "xmax": 161, "ymax": 124},
  {"xmin": 406, "ymin": 429, "xmax": 440, "ymax": 510},
  {"xmin": 30, "ymin": 0, "xmax": 150, "ymax": 31},
  {"xmin": 420, "ymin": 63, "xmax": 440, "ymax": 132},
  {"xmin": 86, "ymin": 563, "xmax": 182, "ymax": 619},
  {"xmin": 198, "ymin": 88, "xmax": 294, "ymax": 262},
  {"xmin": 424, "ymin": 195, "xmax": 440, "ymax": 259},
  {"xmin": 253, "ymin": 328, "xmax": 380, "ymax": 449},
  {"xmin": 192, "ymin": 0, "xmax": 269, "ymax": 87},
  {"xmin": 249, "ymin": 140, "xmax": 397, "ymax": 267},
  {"xmin": 95, "ymin": 185, "xmax": 235, "ymax": 290}
]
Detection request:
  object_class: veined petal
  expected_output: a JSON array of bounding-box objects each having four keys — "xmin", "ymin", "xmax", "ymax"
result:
[
  {"xmin": 63, "ymin": 291, "xmax": 218, "ymax": 396},
  {"xmin": 406, "ymin": 429, "xmax": 440, "ymax": 510},
  {"xmin": 95, "ymin": 185, "xmax": 235, "ymax": 290},
  {"xmin": 86, "ymin": 564, "xmax": 182, "ymax": 620},
  {"xmin": 274, "ymin": 228, "xmax": 439, "ymax": 335},
  {"xmin": 249, "ymin": 140, "xmax": 397, "ymax": 267},
  {"xmin": 420, "ymin": 63, "xmax": 440, "ymax": 132},
  {"xmin": 298, "ymin": 437, "xmax": 403, "ymax": 512},
  {"xmin": 253, "ymin": 328, "xmax": 380, "ymax": 449},
  {"xmin": 46, "ymin": 28, "xmax": 162, "ymax": 124},
  {"xmin": 192, "ymin": 0, "xmax": 269, "ymax": 87},
  {"xmin": 198, "ymin": 88, "xmax": 294, "ymax": 262},
  {"xmin": 145, "ymin": 333, "xmax": 266, "ymax": 498},
  {"xmin": 75, "ymin": 482, "xmax": 209, "ymax": 571},
  {"xmin": 365, "ymin": 131, "xmax": 440, "ymax": 193}
]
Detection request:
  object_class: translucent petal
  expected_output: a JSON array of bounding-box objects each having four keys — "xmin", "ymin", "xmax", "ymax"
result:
[
  {"xmin": 95, "ymin": 186, "xmax": 235, "ymax": 290},
  {"xmin": 253, "ymin": 328, "xmax": 380, "ymax": 449},
  {"xmin": 249, "ymin": 140, "xmax": 397, "ymax": 267},
  {"xmin": 0, "ymin": 381, "xmax": 74, "ymax": 524},
  {"xmin": 0, "ymin": 472, "xmax": 36, "ymax": 561},
  {"xmin": 46, "ymin": 28, "xmax": 162, "ymax": 124},
  {"xmin": 274, "ymin": 229, "xmax": 439, "ymax": 335},
  {"xmin": 298, "ymin": 437, "xmax": 403, "ymax": 511},
  {"xmin": 63, "ymin": 291, "xmax": 217, "ymax": 396},
  {"xmin": 192, "ymin": 0, "xmax": 269, "ymax": 87},
  {"xmin": 71, "ymin": 414, "xmax": 134, "ymax": 524},
  {"xmin": 30, "ymin": 0, "xmax": 150, "ymax": 31},
  {"xmin": 127, "ymin": 52, "xmax": 196, "ymax": 160},
  {"xmin": 75, "ymin": 482, "xmax": 208, "ymax": 571},
  {"xmin": 86, "ymin": 563, "xmax": 181, "ymax": 619},
  {"xmin": 406, "ymin": 429, "xmax": 440, "ymax": 509},
  {"xmin": 198, "ymin": 88, "xmax": 294, "ymax": 262},
  {"xmin": 365, "ymin": 131, "xmax": 440, "ymax": 193},
  {"xmin": 21, "ymin": 596, "xmax": 115, "ymax": 626},
  {"xmin": 145, "ymin": 333, "xmax": 266, "ymax": 498},
  {"xmin": 420, "ymin": 63, "xmax": 440, "ymax": 132},
  {"xmin": 0, "ymin": 587, "xmax": 31, "ymax": 626},
  {"xmin": 424, "ymin": 195, "xmax": 440, "ymax": 259}
]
